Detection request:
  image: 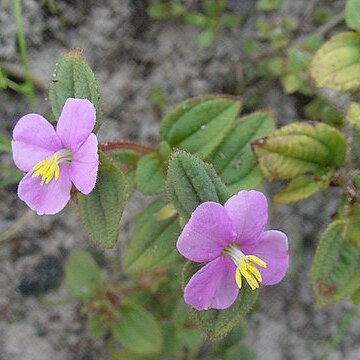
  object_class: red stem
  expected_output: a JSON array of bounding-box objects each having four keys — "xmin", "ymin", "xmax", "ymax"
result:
[{"xmin": 99, "ymin": 141, "xmax": 156, "ymax": 155}]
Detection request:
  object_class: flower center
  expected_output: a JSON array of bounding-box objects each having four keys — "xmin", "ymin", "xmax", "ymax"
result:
[
  {"xmin": 222, "ymin": 243, "xmax": 267, "ymax": 290},
  {"xmin": 32, "ymin": 148, "xmax": 73, "ymax": 185}
]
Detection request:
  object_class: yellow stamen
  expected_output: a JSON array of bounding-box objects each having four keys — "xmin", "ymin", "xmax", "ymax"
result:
[
  {"xmin": 246, "ymin": 255, "xmax": 267, "ymax": 268},
  {"xmin": 32, "ymin": 153, "xmax": 61, "ymax": 186},
  {"xmin": 247, "ymin": 262, "xmax": 262, "ymax": 282},
  {"xmin": 235, "ymin": 254, "xmax": 266, "ymax": 290},
  {"xmin": 235, "ymin": 268, "xmax": 242, "ymax": 288}
]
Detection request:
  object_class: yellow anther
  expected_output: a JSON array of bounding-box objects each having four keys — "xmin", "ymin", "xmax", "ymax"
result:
[
  {"xmin": 247, "ymin": 263, "xmax": 262, "ymax": 282},
  {"xmin": 235, "ymin": 268, "xmax": 242, "ymax": 288},
  {"xmin": 246, "ymin": 255, "xmax": 267, "ymax": 268},
  {"xmin": 235, "ymin": 256, "xmax": 265, "ymax": 290},
  {"xmin": 32, "ymin": 153, "xmax": 60, "ymax": 186}
]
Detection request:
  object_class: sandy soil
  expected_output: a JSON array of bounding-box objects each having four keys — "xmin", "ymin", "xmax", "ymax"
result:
[{"xmin": 0, "ymin": 1, "xmax": 359, "ymax": 359}]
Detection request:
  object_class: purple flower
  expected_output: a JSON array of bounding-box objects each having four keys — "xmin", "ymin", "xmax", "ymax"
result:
[
  {"xmin": 12, "ymin": 98, "xmax": 99, "ymax": 215},
  {"xmin": 177, "ymin": 190, "xmax": 289, "ymax": 310}
]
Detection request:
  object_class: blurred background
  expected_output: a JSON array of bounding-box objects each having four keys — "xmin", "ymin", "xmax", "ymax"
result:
[{"xmin": 0, "ymin": 0, "xmax": 359, "ymax": 359}]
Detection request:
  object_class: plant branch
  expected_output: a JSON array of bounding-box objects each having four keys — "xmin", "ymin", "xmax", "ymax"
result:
[{"xmin": 99, "ymin": 141, "xmax": 157, "ymax": 155}]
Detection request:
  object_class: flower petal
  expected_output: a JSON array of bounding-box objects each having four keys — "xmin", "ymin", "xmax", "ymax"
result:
[
  {"xmin": 252, "ymin": 230, "xmax": 289, "ymax": 285},
  {"xmin": 224, "ymin": 190, "xmax": 268, "ymax": 250},
  {"xmin": 70, "ymin": 133, "xmax": 99, "ymax": 194},
  {"xmin": 18, "ymin": 164, "xmax": 72, "ymax": 215},
  {"xmin": 184, "ymin": 257, "xmax": 238, "ymax": 310},
  {"xmin": 56, "ymin": 98, "xmax": 96, "ymax": 152},
  {"xmin": 12, "ymin": 114, "xmax": 62, "ymax": 172},
  {"xmin": 176, "ymin": 202, "xmax": 236, "ymax": 263}
]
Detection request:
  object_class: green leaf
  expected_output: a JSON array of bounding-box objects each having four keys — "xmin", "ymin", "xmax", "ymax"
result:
[
  {"xmin": 351, "ymin": 287, "xmax": 360, "ymax": 304},
  {"xmin": 310, "ymin": 32, "xmax": 360, "ymax": 91},
  {"xmin": 167, "ymin": 150, "xmax": 229, "ymax": 221},
  {"xmin": 107, "ymin": 149, "xmax": 140, "ymax": 172},
  {"xmin": 345, "ymin": 0, "xmax": 360, "ymax": 31},
  {"xmin": 78, "ymin": 152, "xmax": 127, "ymax": 248},
  {"xmin": 112, "ymin": 304, "xmax": 163, "ymax": 355},
  {"xmin": 345, "ymin": 102, "xmax": 360, "ymax": 130},
  {"xmin": 147, "ymin": 1, "xmax": 184, "ymax": 19},
  {"xmin": 281, "ymin": 73, "xmax": 304, "ymax": 94},
  {"xmin": 222, "ymin": 14, "xmax": 242, "ymax": 28},
  {"xmin": 65, "ymin": 251, "xmax": 104, "ymax": 301},
  {"xmin": 304, "ymin": 98, "xmax": 342, "ymax": 125},
  {"xmin": 109, "ymin": 349, "xmax": 157, "ymax": 360},
  {"xmin": 0, "ymin": 165, "xmax": 23, "ymax": 189},
  {"xmin": 161, "ymin": 96, "xmax": 241, "ymax": 159},
  {"xmin": 184, "ymin": 13, "xmax": 208, "ymax": 27},
  {"xmin": 252, "ymin": 121, "xmax": 347, "ymax": 181},
  {"xmin": 176, "ymin": 328, "xmax": 203, "ymax": 355},
  {"xmin": 0, "ymin": 133, "xmax": 11, "ymax": 153},
  {"xmin": 87, "ymin": 314, "xmax": 107, "ymax": 339},
  {"xmin": 209, "ymin": 111, "xmax": 275, "ymax": 193},
  {"xmin": 345, "ymin": 202, "xmax": 360, "ymax": 247},
  {"xmin": 183, "ymin": 262, "xmax": 258, "ymax": 339},
  {"xmin": 136, "ymin": 152, "xmax": 165, "ymax": 195},
  {"xmin": 311, "ymin": 221, "xmax": 360, "ymax": 306},
  {"xmin": 198, "ymin": 28, "xmax": 216, "ymax": 48},
  {"xmin": 256, "ymin": 0, "xmax": 282, "ymax": 11},
  {"xmin": 49, "ymin": 49, "xmax": 103, "ymax": 132},
  {"xmin": 287, "ymin": 48, "xmax": 311, "ymax": 73},
  {"xmin": 273, "ymin": 175, "xmax": 329, "ymax": 204},
  {"xmin": 123, "ymin": 199, "xmax": 181, "ymax": 274}
]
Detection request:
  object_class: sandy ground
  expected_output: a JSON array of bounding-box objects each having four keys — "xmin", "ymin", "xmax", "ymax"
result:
[{"xmin": 0, "ymin": 1, "xmax": 359, "ymax": 359}]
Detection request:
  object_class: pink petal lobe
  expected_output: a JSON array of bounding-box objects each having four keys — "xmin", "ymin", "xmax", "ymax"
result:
[
  {"xmin": 184, "ymin": 257, "xmax": 238, "ymax": 310},
  {"xmin": 224, "ymin": 190, "xmax": 268, "ymax": 250},
  {"xmin": 12, "ymin": 114, "xmax": 62, "ymax": 172},
  {"xmin": 176, "ymin": 202, "xmax": 236, "ymax": 263},
  {"xmin": 56, "ymin": 98, "xmax": 96, "ymax": 152},
  {"xmin": 70, "ymin": 133, "xmax": 99, "ymax": 194},
  {"xmin": 252, "ymin": 230, "xmax": 289, "ymax": 285},
  {"xmin": 18, "ymin": 164, "xmax": 72, "ymax": 215}
]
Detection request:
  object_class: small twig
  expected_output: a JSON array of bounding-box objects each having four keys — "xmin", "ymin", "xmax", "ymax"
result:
[
  {"xmin": 315, "ymin": 10, "xmax": 345, "ymax": 37},
  {"xmin": 0, "ymin": 62, "xmax": 48, "ymax": 91},
  {"xmin": 99, "ymin": 141, "xmax": 156, "ymax": 155},
  {"xmin": 296, "ymin": 10, "xmax": 345, "ymax": 47},
  {"xmin": 0, "ymin": 209, "xmax": 35, "ymax": 244}
]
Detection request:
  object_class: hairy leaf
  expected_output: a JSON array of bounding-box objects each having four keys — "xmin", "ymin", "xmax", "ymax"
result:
[
  {"xmin": 345, "ymin": 0, "xmax": 360, "ymax": 32},
  {"xmin": 310, "ymin": 32, "xmax": 360, "ymax": 91},
  {"xmin": 345, "ymin": 102, "xmax": 360, "ymax": 130},
  {"xmin": 113, "ymin": 304, "xmax": 163, "ymax": 355},
  {"xmin": 78, "ymin": 152, "xmax": 127, "ymax": 248},
  {"xmin": 311, "ymin": 221, "xmax": 360, "ymax": 306},
  {"xmin": 49, "ymin": 49, "xmax": 103, "ymax": 131},
  {"xmin": 209, "ymin": 111, "xmax": 275, "ymax": 193},
  {"xmin": 345, "ymin": 203, "xmax": 360, "ymax": 247},
  {"xmin": 273, "ymin": 175, "xmax": 329, "ymax": 204},
  {"xmin": 160, "ymin": 96, "xmax": 241, "ymax": 158},
  {"xmin": 65, "ymin": 251, "xmax": 103, "ymax": 301},
  {"xmin": 123, "ymin": 199, "xmax": 181, "ymax": 274},
  {"xmin": 167, "ymin": 150, "xmax": 229, "ymax": 221},
  {"xmin": 252, "ymin": 121, "xmax": 346, "ymax": 181},
  {"xmin": 136, "ymin": 153, "xmax": 166, "ymax": 195}
]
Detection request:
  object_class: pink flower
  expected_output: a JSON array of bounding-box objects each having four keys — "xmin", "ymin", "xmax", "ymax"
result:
[
  {"xmin": 177, "ymin": 190, "xmax": 289, "ymax": 310},
  {"xmin": 12, "ymin": 98, "xmax": 99, "ymax": 215}
]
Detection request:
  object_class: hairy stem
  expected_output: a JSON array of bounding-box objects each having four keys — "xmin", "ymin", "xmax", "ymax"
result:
[{"xmin": 99, "ymin": 141, "xmax": 157, "ymax": 155}]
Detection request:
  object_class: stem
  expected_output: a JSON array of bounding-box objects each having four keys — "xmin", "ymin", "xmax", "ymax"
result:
[
  {"xmin": 0, "ymin": 209, "xmax": 34, "ymax": 244},
  {"xmin": 99, "ymin": 141, "xmax": 156, "ymax": 155},
  {"xmin": 13, "ymin": 0, "xmax": 35, "ymax": 110}
]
